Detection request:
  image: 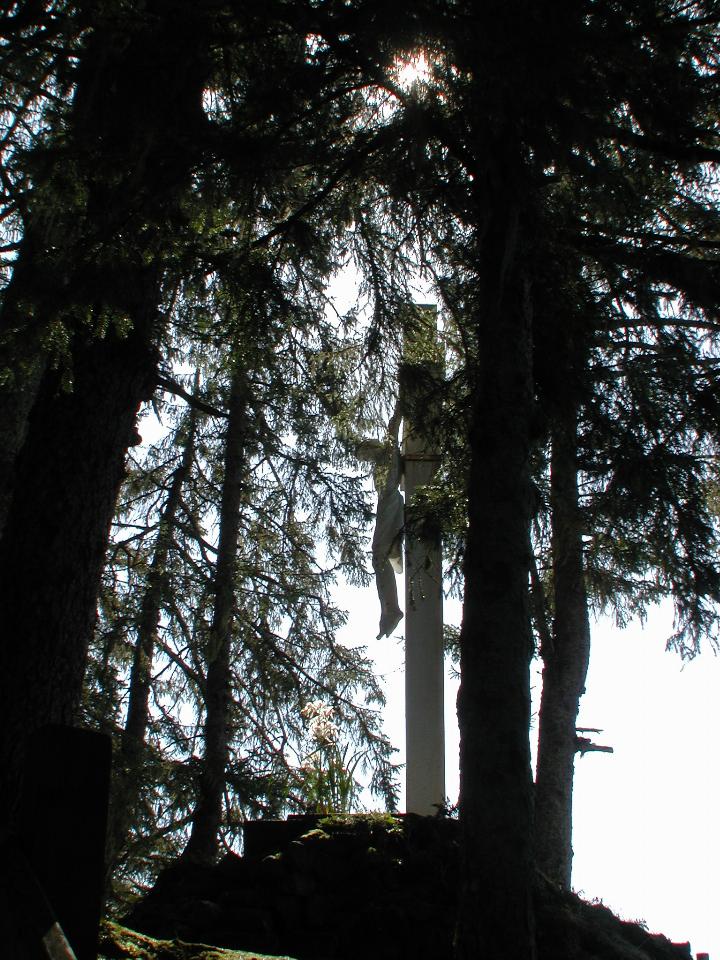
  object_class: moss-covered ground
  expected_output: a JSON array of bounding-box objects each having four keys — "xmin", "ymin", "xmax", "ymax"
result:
[{"xmin": 99, "ymin": 920, "xmax": 298, "ymax": 960}]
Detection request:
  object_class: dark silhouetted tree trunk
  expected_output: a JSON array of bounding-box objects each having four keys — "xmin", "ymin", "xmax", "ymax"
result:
[
  {"xmin": 0, "ymin": 246, "xmax": 52, "ymax": 538},
  {"xmin": 0, "ymin": 314, "xmax": 159, "ymax": 829},
  {"xmin": 534, "ymin": 401, "xmax": 591, "ymax": 889},
  {"xmin": 182, "ymin": 364, "xmax": 249, "ymax": 864},
  {"xmin": 0, "ymin": 3, "xmax": 212, "ymax": 832},
  {"xmin": 455, "ymin": 169, "xmax": 537, "ymax": 960},
  {"xmin": 106, "ymin": 398, "xmax": 200, "ymax": 874}
]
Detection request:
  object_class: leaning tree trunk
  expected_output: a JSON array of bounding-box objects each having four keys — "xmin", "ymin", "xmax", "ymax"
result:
[
  {"xmin": 106, "ymin": 398, "xmax": 200, "ymax": 875},
  {"xmin": 182, "ymin": 365, "xmax": 250, "ymax": 864},
  {"xmin": 534, "ymin": 401, "xmax": 591, "ymax": 889},
  {"xmin": 455, "ymin": 174, "xmax": 537, "ymax": 960},
  {"xmin": 0, "ymin": 3, "xmax": 213, "ymax": 833}
]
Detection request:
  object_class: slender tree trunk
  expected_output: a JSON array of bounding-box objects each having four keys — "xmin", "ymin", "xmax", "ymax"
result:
[
  {"xmin": 106, "ymin": 399, "xmax": 199, "ymax": 873},
  {"xmin": 121, "ymin": 403, "xmax": 200, "ymax": 766},
  {"xmin": 455, "ymin": 177, "xmax": 537, "ymax": 960},
  {"xmin": 534, "ymin": 401, "xmax": 591, "ymax": 889},
  {"xmin": 0, "ymin": 4, "xmax": 213, "ymax": 833},
  {"xmin": 182, "ymin": 365, "xmax": 249, "ymax": 864}
]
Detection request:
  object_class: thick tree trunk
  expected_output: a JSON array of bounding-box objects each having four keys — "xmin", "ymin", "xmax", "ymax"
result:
[
  {"xmin": 106, "ymin": 402, "xmax": 199, "ymax": 873},
  {"xmin": 0, "ymin": 3, "xmax": 210, "ymax": 528},
  {"xmin": 182, "ymin": 366, "xmax": 249, "ymax": 864},
  {"xmin": 0, "ymin": 3, "xmax": 213, "ymax": 832},
  {"xmin": 0, "ymin": 315, "xmax": 159, "ymax": 831},
  {"xmin": 0, "ymin": 246, "xmax": 51, "ymax": 538},
  {"xmin": 455, "ymin": 186, "xmax": 537, "ymax": 960},
  {"xmin": 534, "ymin": 403, "xmax": 591, "ymax": 889}
]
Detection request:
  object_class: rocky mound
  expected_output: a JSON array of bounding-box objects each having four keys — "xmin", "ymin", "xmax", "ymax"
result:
[{"xmin": 122, "ymin": 814, "xmax": 693, "ymax": 960}]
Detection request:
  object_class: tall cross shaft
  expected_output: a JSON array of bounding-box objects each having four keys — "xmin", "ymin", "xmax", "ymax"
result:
[{"xmin": 402, "ymin": 305, "xmax": 445, "ymax": 815}]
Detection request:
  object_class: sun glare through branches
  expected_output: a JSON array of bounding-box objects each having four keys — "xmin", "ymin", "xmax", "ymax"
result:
[{"xmin": 391, "ymin": 52, "xmax": 432, "ymax": 92}]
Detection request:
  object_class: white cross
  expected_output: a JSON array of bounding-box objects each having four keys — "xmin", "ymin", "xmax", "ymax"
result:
[{"xmin": 360, "ymin": 305, "xmax": 445, "ymax": 815}]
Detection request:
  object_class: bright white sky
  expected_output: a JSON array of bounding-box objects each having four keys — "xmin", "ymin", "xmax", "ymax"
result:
[{"xmin": 339, "ymin": 582, "xmax": 719, "ymax": 959}]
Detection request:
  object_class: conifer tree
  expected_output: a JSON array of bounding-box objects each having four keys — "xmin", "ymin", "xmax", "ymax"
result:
[
  {"xmin": 0, "ymin": 0, "xmax": 410, "ymax": 831},
  {"xmin": 102, "ymin": 389, "xmax": 201, "ymax": 881},
  {"xmin": 0, "ymin": 0, "xmax": 217, "ymax": 829},
  {"xmin": 88, "ymin": 230, "xmax": 403, "ymax": 894}
]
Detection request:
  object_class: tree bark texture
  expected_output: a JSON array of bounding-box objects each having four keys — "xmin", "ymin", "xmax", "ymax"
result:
[
  {"xmin": 182, "ymin": 365, "xmax": 250, "ymax": 864},
  {"xmin": 0, "ymin": 3, "xmax": 213, "ymax": 832},
  {"xmin": 0, "ymin": 2, "xmax": 211, "ymax": 530},
  {"xmin": 534, "ymin": 403, "xmax": 591, "ymax": 889},
  {"xmin": 455, "ymin": 184, "xmax": 537, "ymax": 960},
  {"xmin": 0, "ymin": 250, "xmax": 51, "ymax": 538}
]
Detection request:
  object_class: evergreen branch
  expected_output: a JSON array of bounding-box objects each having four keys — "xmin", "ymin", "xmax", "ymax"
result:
[
  {"xmin": 156, "ymin": 375, "xmax": 227, "ymax": 419},
  {"xmin": 584, "ymin": 116, "xmax": 720, "ymax": 163}
]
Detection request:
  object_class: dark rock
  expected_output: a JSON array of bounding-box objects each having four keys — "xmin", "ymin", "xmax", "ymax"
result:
[
  {"xmin": 218, "ymin": 887, "xmax": 270, "ymax": 912},
  {"xmin": 274, "ymin": 894, "xmax": 302, "ymax": 929},
  {"xmin": 21, "ymin": 725, "xmax": 111, "ymax": 960}
]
